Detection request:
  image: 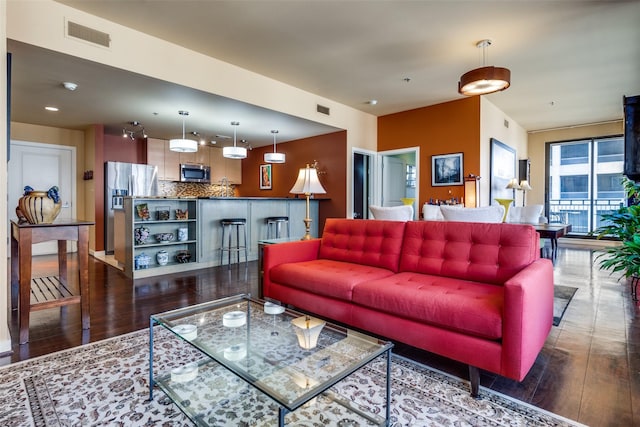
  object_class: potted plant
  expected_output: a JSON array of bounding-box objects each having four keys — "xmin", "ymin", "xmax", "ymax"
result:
[{"xmin": 593, "ymin": 178, "xmax": 640, "ymax": 282}]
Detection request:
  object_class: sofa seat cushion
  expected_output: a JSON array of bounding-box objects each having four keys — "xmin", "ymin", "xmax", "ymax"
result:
[
  {"xmin": 352, "ymin": 272, "xmax": 504, "ymax": 340},
  {"xmin": 269, "ymin": 259, "xmax": 396, "ymax": 301}
]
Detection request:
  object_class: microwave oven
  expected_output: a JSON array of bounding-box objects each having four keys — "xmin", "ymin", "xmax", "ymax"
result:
[{"xmin": 180, "ymin": 164, "xmax": 211, "ymax": 183}]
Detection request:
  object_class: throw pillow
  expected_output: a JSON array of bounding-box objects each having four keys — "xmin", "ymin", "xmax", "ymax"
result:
[{"xmin": 440, "ymin": 205, "xmax": 505, "ymax": 223}]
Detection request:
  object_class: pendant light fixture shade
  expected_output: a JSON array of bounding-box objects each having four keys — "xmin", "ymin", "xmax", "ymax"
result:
[
  {"xmin": 458, "ymin": 40, "xmax": 510, "ymax": 96},
  {"xmin": 169, "ymin": 111, "xmax": 198, "ymax": 152},
  {"xmin": 223, "ymin": 121, "xmax": 247, "ymax": 159},
  {"xmin": 264, "ymin": 130, "xmax": 285, "ymax": 163}
]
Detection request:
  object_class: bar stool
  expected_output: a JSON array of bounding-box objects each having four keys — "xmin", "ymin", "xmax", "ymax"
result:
[
  {"xmin": 220, "ymin": 218, "xmax": 248, "ymax": 268},
  {"xmin": 265, "ymin": 216, "xmax": 289, "ymax": 239}
]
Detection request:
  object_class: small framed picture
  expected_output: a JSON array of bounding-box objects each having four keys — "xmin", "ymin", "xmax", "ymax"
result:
[
  {"xmin": 432, "ymin": 152, "xmax": 463, "ymax": 186},
  {"xmin": 260, "ymin": 164, "xmax": 272, "ymax": 190}
]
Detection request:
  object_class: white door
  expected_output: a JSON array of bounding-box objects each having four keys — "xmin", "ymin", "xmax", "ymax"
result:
[
  {"xmin": 8, "ymin": 141, "xmax": 76, "ymax": 255},
  {"xmin": 381, "ymin": 156, "xmax": 407, "ymax": 207}
]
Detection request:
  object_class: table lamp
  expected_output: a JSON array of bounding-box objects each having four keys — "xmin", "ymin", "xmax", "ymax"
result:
[
  {"xmin": 519, "ymin": 180, "xmax": 532, "ymax": 206},
  {"xmin": 464, "ymin": 174, "xmax": 481, "ymax": 208},
  {"xmin": 290, "ymin": 164, "xmax": 326, "ymax": 240}
]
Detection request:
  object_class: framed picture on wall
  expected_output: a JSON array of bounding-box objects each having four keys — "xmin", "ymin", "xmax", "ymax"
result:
[
  {"xmin": 260, "ymin": 164, "xmax": 272, "ymax": 190},
  {"xmin": 432, "ymin": 152, "xmax": 463, "ymax": 186},
  {"xmin": 490, "ymin": 138, "xmax": 516, "ymax": 201}
]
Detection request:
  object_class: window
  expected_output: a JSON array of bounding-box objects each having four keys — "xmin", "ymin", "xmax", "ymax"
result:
[
  {"xmin": 597, "ymin": 173, "xmax": 625, "ymax": 199},
  {"xmin": 597, "ymin": 139, "xmax": 624, "ymax": 163},
  {"xmin": 560, "ymin": 143, "xmax": 589, "ymax": 165},
  {"xmin": 406, "ymin": 165, "xmax": 416, "ymax": 188},
  {"xmin": 560, "ymin": 175, "xmax": 588, "ymax": 199},
  {"xmin": 547, "ymin": 136, "xmax": 624, "ymax": 234}
]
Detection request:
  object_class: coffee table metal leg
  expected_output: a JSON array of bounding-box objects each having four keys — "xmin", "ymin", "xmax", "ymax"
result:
[
  {"xmin": 385, "ymin": 348, "xmax": 391, "ymax": 425},
  {"xmin": 278, "ymin": 407, "xmax": 288, "ymax": 426},
  {"xmin": 149, "ymin": 318, "xmax": 156, "ymax": 400}
]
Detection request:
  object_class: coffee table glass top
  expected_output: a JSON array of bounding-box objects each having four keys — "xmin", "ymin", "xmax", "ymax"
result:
[{"xmin": 151, "ymin": 294, "xmax": 392, "ymax": 412}]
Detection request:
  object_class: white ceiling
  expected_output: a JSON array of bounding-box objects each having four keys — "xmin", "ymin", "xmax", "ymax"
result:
[{"xmin": 9, "ymin": 1, "xmax": 640, "ymax": 147}]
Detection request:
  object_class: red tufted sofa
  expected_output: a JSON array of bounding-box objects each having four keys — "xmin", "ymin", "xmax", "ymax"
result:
[{"xmin": 263, "ymin": 218, "xmax": 554, "ymax": 396}]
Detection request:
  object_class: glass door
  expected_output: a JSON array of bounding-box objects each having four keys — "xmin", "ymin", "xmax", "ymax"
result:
[{"xmin": 546, "ymin": 136, "xmax": 625, "ymax": 235}]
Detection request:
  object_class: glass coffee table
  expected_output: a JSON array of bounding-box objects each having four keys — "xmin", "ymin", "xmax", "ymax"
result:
[{"xmin": 149, "ymin": 294, "xmax": 392, "ymax": 426}]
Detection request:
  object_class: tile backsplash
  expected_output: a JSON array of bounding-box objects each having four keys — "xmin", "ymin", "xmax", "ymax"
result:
[{"xmin": 159, "ymin": 181, "xmax": 235, "ymax": 198}]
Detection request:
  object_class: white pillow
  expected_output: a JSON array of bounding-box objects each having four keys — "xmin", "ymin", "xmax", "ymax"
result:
[
  {"xmin": 440, "ymin": 205, "xmax": 505, "ymax": 223},
  {"xmin": 422, "ymin": 204, "xmax": 444, "ymax": 221},
  {"xmin": 369, "ymin": 205, "xmax": 414, "ymax": 221},
  {"xmin": 508, "ymin": 205, "xmax": 543, "ymax": 224}
]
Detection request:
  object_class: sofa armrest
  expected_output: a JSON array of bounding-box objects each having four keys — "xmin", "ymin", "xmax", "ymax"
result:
[
  {"xmin": 263, "ymin": 239, "xmax": 321, "ymax": 297},
  {"xmin": 501, "ymin": 258, "xmax": 554, "ymax": 380}
]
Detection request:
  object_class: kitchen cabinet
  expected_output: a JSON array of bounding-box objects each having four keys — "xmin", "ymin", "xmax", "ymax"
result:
[
  {"xmin": 180, "ymin": 145, "xmax": 209, "ymax": 165},
  {"xmin": 146, "ymin": 138, "xmax": 166, "ymax": 180},
  {"xmin": 123, "ymin": 198, "xmax": 199, "ymax": 279},
  {"xmin": 147, "ymin": 138, "xmax": 181, "ymax": 181},
  {"xmin": 209, "ymin": 147, "xmax": 242, "ymax": 184},
  {"xmin": 164, "ymin": 142, "xmax": 181, "ymax": 181}
]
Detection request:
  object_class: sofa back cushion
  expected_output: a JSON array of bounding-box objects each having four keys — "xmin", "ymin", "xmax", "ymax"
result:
[
  {"xmin": 399, "ymin": 221, "xmax": 539, "ymax": 285},
  {"xmin": 319, "ymin": 218, "xmax": 406, "ymax": 273}
]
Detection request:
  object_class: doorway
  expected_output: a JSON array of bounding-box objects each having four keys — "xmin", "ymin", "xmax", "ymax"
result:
[
  {"xmin": 8, "ymin": 140, "xmax": 76, "ymax": 255},
  {"xmin": 378, "ymin": 147, "xmax": 419, "ymax": 219},
  {"xmin": 352, "ymin": 149, "xmax": 375, "ymax": 219}
]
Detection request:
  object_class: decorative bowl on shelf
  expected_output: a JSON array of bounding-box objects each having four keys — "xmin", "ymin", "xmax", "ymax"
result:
[
  {"xmin": 175, "ymin": 250, "xmax": 192, "ymax": 263},
  {"xmin": 154, "ymin": 233, "xmax": 174, "ymax": 243}
]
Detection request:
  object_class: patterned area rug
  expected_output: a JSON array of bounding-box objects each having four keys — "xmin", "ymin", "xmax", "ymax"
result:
[
  {"xmin": 0, "ymin": 328, "xmax": 585, "ymax": 426},
  {"xmin": 554, "ymin": 285, "xmax": 578, "ymax": 326}
]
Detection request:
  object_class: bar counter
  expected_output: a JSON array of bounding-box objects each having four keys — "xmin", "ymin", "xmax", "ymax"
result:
[{"xmin": 121, "ymin": 197, "xmax": 320, "ymax": 278}]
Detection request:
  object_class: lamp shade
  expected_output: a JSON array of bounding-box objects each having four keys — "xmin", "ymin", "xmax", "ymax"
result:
[
  {"xmin": 290, "ymin": 166, "xmax": 326, "ymax": 195},
  {"xmin": 169, "ymin": 111, "xmax": 198, "ymax": 153},
  {"xmin": 169, "ymin": 138, "xmax": 198, "ymax": 153},
  {"xmin": 264, "ymin": 152, "xmax": 285, "ymax": 163},
  {"xmin": 223, "ymin": 121, "xmax": 247, "ymax": 159},
  {"xmin": 505, "ymin": 178, "xmax": 521, "ymax": 190},
  {"xmin": 519, "ymin": 180, "xmax": 532, "ymax": 191},
  {"xmin": 264, "ymin": 129, "xmax": 285, "ymax": 163},
  {"xmin": 464, "ymin": 174, "xmax": 480, "ymax": 208},
  {"xmin": 223, "ymin": 146, "xmax": 247, "ymax": 159},
  {"xmin": 458, "ymin": 66, "xmax": 511, "ymax": 96}
]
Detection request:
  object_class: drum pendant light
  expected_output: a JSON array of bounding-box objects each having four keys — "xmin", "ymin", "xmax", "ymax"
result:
[
  {"xmin": 223, "ymin": 121, "xmax": 247, "ymax": 159},
  {"xmin": 169, "ymin": 111, "xmax": 198, "ymax": 152},
  {"xmin": 458, "ymin": 39, "xmax": 510, "ymax": 96},
  {"xmin": 264, "ymin": 130, "xmax": 285, "ymax": 163}
]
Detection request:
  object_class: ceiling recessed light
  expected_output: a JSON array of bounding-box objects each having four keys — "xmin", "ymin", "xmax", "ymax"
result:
[
  {"xmin": 367, "ymin": 99, "xmax": 378, "ymax": 105},
  {"xmin": 62, "ymin": 81, "xmax": 78, "ymax": 91},
  {"xmin": 45, "ymin": 106, "xmax": 59, "ymax": 112}
]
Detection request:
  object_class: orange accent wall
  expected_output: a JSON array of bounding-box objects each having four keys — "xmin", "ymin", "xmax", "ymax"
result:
[
  {"xmin": 378, "ymin": 97, "xmax": 481, "ymax": 208},
  {"xmin": 238, "ymin": 131, "xmax": 347, "ymax": 234}
]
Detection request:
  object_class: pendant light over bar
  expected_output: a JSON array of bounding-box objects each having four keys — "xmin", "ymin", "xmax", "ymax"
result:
[
  {"xmin": 264, "ymin": 130, "xmax": 285, "ymax": 163},
  {"xmin": 458, "ymin": 39, "xmax": 510, "ymax": 96},
  {"xmin": 169, "ymin": 110, "xmax": 198, "ymax": 152},
  {"xmin": 223, "ymin": 121, "xmax": 247, "ymax": 159}
]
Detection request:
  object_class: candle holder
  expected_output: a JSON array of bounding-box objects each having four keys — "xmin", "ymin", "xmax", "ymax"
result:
[
  {"xmin": 264, "ymin": 302, "xmax": 285, "ymax": 336},
  {"xmin": 291, "ymin": 315, "xmax": 325, "ymax": 349}
]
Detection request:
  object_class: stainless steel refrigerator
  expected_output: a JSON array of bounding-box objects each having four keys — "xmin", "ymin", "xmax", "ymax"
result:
[{"xmin": 104, "ymin": 161, "xmax": 159, "ymax": 254}]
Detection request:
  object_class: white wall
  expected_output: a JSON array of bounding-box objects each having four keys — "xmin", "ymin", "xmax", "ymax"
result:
[{"xmin": 480, "ymin": 97, "xmax": 528, "ymax": 206}]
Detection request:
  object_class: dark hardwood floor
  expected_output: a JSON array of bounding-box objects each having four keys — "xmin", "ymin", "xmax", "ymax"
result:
[{"xmin": 2, "ymin": 247, "xmax": 638, "ymax": 426}]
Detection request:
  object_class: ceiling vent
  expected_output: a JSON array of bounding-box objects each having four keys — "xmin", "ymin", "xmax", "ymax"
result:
[
  {"xmin": 66, "ymin": 20, "xmax": 111, "ymax": 48},
  {"xmin": 317, "ymin": 104, "xmax": 330, "ymax": 115}
]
